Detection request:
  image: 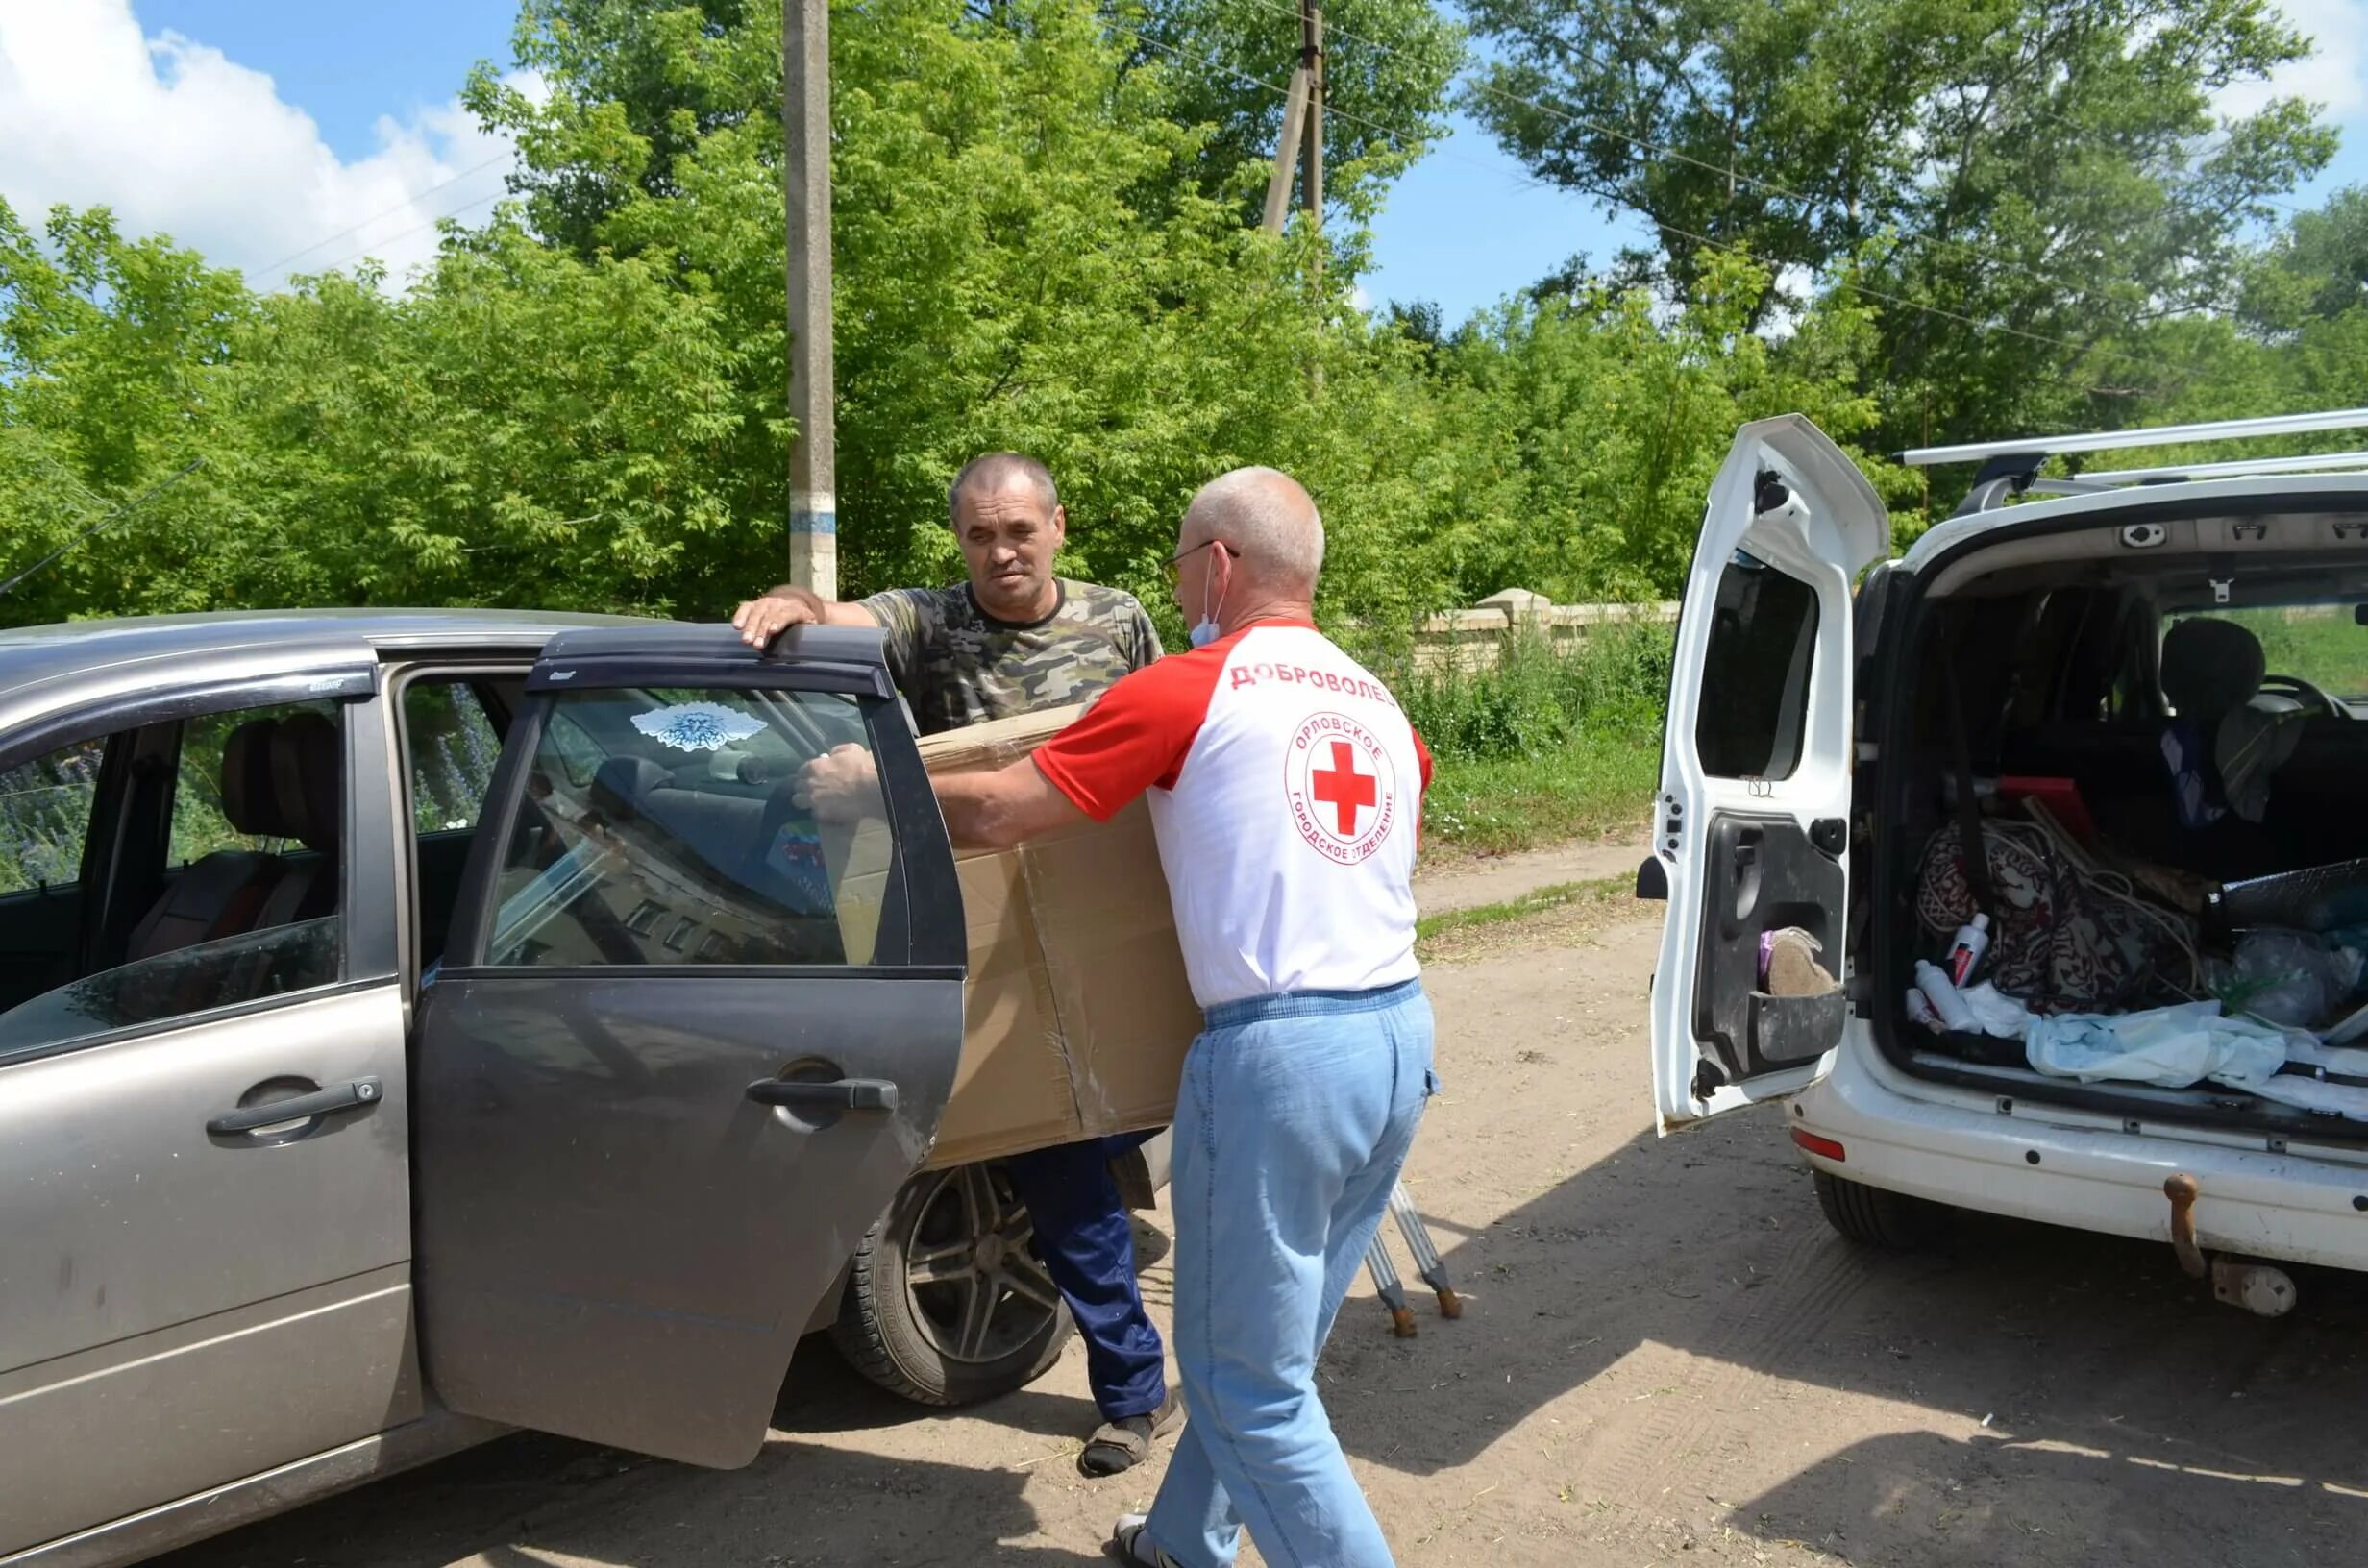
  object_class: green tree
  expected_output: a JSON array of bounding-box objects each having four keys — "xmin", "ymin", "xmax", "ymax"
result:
[
  {"xmin": 1, "ymin": 196, "xmax": 753, "ymax": 625},
  {"xmin": 1461, "ymin": 0, "xmax": 2335, "ymax": 446},
  {"xmin": 2244, "ymin": 184, "xmax": 2368, "ymax": 330},
  {"xmin": 1108, "ymin": 0, "xmax": 1464, "ymax": 222},
  {"xmin": 467, "ymin": 0, "xmax": 1475, "ymax": 635},
  {"xmin": 1404, "ymin": 248, "xmax": 1900, "ymax": 601}
]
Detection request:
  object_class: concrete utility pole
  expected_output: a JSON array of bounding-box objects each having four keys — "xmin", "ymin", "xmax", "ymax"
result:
[
  {"xmin": 1260, "ymin": 0, "xmax": 1323, "ymax": 237},
  {"xmin": 784, "ymin": 0, "xmax": 836, "ymax": 597}
]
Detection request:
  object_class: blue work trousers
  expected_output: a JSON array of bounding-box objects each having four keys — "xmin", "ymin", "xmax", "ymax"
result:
[{"xmin": 1000, "ymin": 1130, "xmax": 1169, "ymax": 1423}]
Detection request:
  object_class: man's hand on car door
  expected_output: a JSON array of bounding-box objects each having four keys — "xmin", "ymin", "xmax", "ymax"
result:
[
  {"xmin": 731, "ymin": 586, "xmax": 826, "ymax": 647},
  {"xmin": 798, "ymin": 743, "xmax": 880, "ymax": 823}
]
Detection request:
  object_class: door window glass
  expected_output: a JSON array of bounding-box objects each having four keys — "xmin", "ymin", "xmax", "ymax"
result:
[
  {"xmin": 1694, "ymin": 551, "xmax": 1820, "ymax": 781},
  {"xmin": 168, "ymin": 701, "xmax": 333, "ymax": 865},
  {"xmin": 0, "ymin": 737, "xmax": 104, "ymax": 894},
  {"xmin": 0, "ymin": 704, "xmax": 345, "ymax": 1065},
  {"xmin": 483, "ymin": 687, "xmax": 896, "ymax": 968}
]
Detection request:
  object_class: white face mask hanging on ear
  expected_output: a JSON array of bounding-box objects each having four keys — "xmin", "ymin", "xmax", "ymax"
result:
[{"xmin": 1188, "ymin": 545, "xmax": 1228, "ymax": 648}]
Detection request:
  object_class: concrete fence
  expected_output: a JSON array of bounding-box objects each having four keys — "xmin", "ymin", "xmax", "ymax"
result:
[{"xmin": 1409, "ymin": 589, "xmax": 1680, "ymax": 674}]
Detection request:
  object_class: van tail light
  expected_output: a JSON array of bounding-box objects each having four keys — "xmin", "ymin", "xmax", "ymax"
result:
[{"xmin": 1791, "ymin": 1128, "xmax": 1846, "ymax": 1163}]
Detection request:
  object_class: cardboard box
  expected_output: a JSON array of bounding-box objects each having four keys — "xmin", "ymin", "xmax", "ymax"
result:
[{"xmin": 913, "ymin": 704, "xmax": 1202, "ymax": 1169}]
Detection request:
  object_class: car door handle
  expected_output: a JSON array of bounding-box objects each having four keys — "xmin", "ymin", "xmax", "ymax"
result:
[
  {"xmin": 208, "ymin": 1077, "xmax": 382, "ymax": 1136},
  {"xmin": 746, "ymin": 1076, "xmax": 900, "ymax": 1113}
]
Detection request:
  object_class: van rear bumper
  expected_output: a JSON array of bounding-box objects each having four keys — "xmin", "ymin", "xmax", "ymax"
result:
[{"xmin": 1794, "ymin": 1036, "xmax": 2368, "ymax": 1274}]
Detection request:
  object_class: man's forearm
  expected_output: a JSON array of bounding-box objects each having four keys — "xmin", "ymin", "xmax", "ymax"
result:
[
  {"xmin": 764, "ymin": 584, "xmax": 880, "ymax": 628},
  {"xmin": 932, "ymin": 758, "xmax": 1088, "ymax": 850}
]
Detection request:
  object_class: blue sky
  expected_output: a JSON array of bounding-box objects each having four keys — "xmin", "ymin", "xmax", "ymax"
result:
[
  {"xmin": 6, "ymin": 2, "xmax": 2367, "ymax": 322},
  {"xmin": 134, "ymin": 0, "xmax": 511, "ymax": 159}
]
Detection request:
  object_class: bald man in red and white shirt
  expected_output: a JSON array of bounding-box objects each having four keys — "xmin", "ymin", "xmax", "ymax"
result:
[{"xmin": 928, "ymin": 468, "xmax": 1437, "ymax": 1568}]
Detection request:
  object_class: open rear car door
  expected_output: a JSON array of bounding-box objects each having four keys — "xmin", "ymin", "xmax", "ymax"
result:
[
  {"xmin": 412, "ymin": 624, "xmax": 965, "ymax": 1466},
  {"xmin": 1648, "ymin": 416, "xmax": 1888, "ymax": 1131}
]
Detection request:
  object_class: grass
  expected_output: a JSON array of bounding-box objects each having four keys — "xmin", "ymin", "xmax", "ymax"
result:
[
  {"xmin": 1421, "ymin": 738, "xmax": 1657, "ymax": 859},
  {"xmin": 1369, "ymin": 620, "xmax": 1670, "ymax": 862},
  {"xmin": 1416, "ymin": 874, "xmax": 1641, "ymax": 963}
]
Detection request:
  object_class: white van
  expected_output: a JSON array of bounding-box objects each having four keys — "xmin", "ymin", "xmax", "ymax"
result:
[{"xmin": 1645, "ymin": 410, "xmax": 2368, "ymax": 1311}]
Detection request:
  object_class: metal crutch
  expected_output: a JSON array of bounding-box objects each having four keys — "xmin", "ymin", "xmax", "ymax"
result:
[
  {"xmin": 1363, "ymin": 1226, "xmax": 1421, "ymax": 1338},
  {"xmin": 1389, "ymin": 1182, "xmax": 1463, "ymax": 1320},
  {"xmin": 1363, "ymin": 1181, "xmax": 1462, "ymax": 1336}
]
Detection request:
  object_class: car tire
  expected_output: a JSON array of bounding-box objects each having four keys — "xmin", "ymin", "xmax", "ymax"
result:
[
  {"xmin": 832, "ymin": 1161, "xmax": 1073, "ymax": 1407},
  {"xmin": 1813, "ymin": 1169, "xmax": 1944, "ymax": 1250}
]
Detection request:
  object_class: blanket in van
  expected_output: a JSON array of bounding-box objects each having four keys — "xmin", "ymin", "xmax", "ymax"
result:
[{"xmin": 1914, "ymin": 824, "xmax": 2185, "ymax": 1014}]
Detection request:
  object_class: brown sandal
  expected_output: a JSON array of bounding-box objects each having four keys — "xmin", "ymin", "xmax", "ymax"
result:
[{"xmin": 1079, "ymin": 1391, "xmax": 1182, "ymax": 1477}]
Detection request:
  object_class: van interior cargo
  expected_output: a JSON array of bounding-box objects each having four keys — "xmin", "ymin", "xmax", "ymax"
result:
[{"xmin": 1872, "ymin": 535, "xmax": 2368, "ymax": 1142}]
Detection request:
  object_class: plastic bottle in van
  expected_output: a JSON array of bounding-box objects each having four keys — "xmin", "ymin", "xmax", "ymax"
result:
[{"xmin": 1945, "ymin": 914, "xmax": 1991, "ymax": 987}]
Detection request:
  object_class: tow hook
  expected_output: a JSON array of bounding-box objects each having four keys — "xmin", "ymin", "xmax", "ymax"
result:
[
  {"xmin": 2162, "ymin": 1174, "xmax": 2298, "ymax": 1317},
  {"xmin": 2210, "ymin": 1258, "xmax": 2297, "ymax": 1317}
]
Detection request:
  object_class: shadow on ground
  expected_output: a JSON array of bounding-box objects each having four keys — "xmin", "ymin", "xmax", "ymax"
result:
[
  {"xmin": 1321, "ymin": 1105, "xmax": 2368, "ymax": 1565},
  {"xmin": 155, "ymin": 1076, "xmax": 2368, "ymax": 1568},
  {"xmin": 156, "ymin": 1342, "xmax": 1105, "ymax": 1568}
]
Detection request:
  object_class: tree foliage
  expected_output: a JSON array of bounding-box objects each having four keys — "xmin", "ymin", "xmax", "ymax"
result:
[
  {"xmin": 1462, "ymin": 0, "xmax": 2339, "ymax": 445},
  {"xmin": 3, "ymin": 0, "xmax": 2366, "ymax": 642}
]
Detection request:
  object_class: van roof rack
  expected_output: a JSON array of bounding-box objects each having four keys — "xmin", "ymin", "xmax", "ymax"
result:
[{"xmin": 1896, "ymin": 408, "xmax": 2368, "ymax": 519}]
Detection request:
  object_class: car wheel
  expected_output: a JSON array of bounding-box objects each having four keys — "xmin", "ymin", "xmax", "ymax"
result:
[
  {"xmin": 832, "ymin": 1161, "xmax": 1073, "ymax": 1406},
  {"xmin": 1813, "ymin": 1169, "xmax": 1944, "ymax": 1250}
]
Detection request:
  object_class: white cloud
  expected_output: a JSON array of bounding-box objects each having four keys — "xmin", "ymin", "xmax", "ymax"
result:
[
  {"xmin": 0, "ymin": 1, "xmax": 537, "ymax": 293},
  {"xmin": 2220, "ymin": 0, "xmax": 2368, "ymax": 122}
]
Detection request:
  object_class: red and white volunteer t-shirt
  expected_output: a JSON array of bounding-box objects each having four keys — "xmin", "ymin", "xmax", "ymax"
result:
[{"xmin": 1032, "ymin": 620, "xmax": 1434, "ymax": 1009}]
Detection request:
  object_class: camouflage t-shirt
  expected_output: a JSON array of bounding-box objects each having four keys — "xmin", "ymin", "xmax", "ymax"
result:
[{"xmin": 861, "ymin": 578, "xmax": 1164, "ymax": 736}]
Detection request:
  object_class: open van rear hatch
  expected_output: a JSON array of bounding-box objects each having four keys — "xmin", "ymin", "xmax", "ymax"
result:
[{"xmin": 1862, "ymin": 414, "xmax": 2368, "ymax": 1150}]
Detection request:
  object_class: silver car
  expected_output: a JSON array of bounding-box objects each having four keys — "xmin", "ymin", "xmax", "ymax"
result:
[{"xmin": 0, "ymin": 610, "xmax": 1166, "ymax": 1567}]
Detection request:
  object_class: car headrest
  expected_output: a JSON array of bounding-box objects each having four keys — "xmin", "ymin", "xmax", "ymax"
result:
[
  {"xmin": 590, "ymin": 756, "xmax": 669, "ymax": 823},
  {"xmin": 217, "ymin": 718, "xmax": 289, "ymax": 839},
  {"xmin": 2161, "ymin": 617, "xmax": 2265, "ymax": 726},
  {"xmin": 270, "ymin": 712, "xmax": 343, "ymax": 853}
]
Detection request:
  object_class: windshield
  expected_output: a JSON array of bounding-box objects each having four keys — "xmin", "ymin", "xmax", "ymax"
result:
[{"xmin": 2164, "ymin": 606, "xmax": 2368, "ymax": 703}]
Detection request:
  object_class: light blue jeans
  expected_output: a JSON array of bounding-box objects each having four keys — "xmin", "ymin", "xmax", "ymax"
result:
[{"xmin": 1144, "ymin": 979, "xmax": 1436, "ymax": 1568}]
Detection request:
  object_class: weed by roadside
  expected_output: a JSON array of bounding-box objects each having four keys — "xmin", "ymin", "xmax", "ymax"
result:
[
  {"xmin": 1372, "ymin": 621, "xmax": 1669, "ymax": 859},
  {"xmin": 1416, "ymin": 875, "xmax": 1640, "ymax": 963},
  {"xmin": 1422, "ymin": 741, "xmax": 1656, "ymax": 858}
]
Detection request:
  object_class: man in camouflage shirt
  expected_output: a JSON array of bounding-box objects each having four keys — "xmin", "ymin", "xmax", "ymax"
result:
[
  {"xmin": 731, "ymin": 453, "xmax": 1177, "ymax": 1477},
  {"xmin": 859, "ymin": 563, "xmax": 1160, "ymax": 736}
]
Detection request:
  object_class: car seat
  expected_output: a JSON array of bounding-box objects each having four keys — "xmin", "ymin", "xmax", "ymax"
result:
[
  {"xmin": 2159, "ymin": 618, "xmax": 2302, "ymax": 828},
  {"xmin": 125, "ymin": 718, "xmax": 288, "ymax": 961},
  {"xmin": 248, "ymin": 712, "xmax": 343, "ymax": 929}
]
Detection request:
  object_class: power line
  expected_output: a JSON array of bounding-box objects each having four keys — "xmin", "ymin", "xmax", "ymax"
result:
[
  {"xmin": 1310, "ymin": 0, "xmax": 2317, "ymax": 221},
  {"xmin": 246, "ymin": 148, "xmax": 515, "ymax": 284},
  {"xmin": 263, "ymin": 187, "xmax": 512, "ymax": 289},
  {"xmin": 1101, "ymin": 15, "xmax": 2183, "ymax": 393},
  {"xmin": 0, "ymin": 459, "xmax": 206, "ymax": 601},
  {"xmin": 1233, "ymin": 0, "xmax": 2307, "ymax": 303}
]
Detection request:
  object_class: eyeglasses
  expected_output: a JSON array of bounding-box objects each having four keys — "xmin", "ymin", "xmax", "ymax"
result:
[{"xmin": 1165, "ymin": 539, "xmax": 1236, "ymax": 583}]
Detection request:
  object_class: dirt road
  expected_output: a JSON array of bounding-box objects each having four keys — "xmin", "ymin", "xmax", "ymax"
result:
[{"xmin": 161, "ymin": 908, "xmax": 2368, "ymax": 1568}]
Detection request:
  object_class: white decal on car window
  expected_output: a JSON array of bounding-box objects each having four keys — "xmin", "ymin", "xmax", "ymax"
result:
[{"xmin": 630, "ymin": 701, "xmax": 765, "ymax": 752}]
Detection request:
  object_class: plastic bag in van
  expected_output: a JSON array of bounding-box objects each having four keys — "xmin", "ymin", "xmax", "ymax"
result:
[{"xmin": 2208, "ymin": 930, "xmax": 2366, "ymax": 1030}]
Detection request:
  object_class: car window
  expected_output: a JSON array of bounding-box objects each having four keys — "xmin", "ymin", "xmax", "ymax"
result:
[
  {"xmin": 0, "ymin": 703, "xmax": 345, "ymax": 1066},
  {"xmin": 406, "ymin": 680, "xmax": 503, "ymax": 833},
  {"xmin": 545, "ymin": 708, "xmax": 607, "ymax": 788},
  {"xmin": 1694, "ymin": 551, "xmax": 1820, "ymax": 781},
  {"xmin": 2166, "ymin": 607, "xmax": 2368, "ymax": 702},
  {"xmin": 168, "ymin": 701, "xmax": 333, "ymax": 866},
  {"xmin": 0, "ymin": 737, "xmax": 105, "ymax": 895},
  {"xmin": 482, "ymin": 687, "xmax": 895, "ymax": 968}
]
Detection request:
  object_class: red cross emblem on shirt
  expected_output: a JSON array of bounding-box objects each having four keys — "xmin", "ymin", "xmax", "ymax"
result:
[{"xmin": 1310, "ymin": 740, "xmax": 1378, "ymax": 836}]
